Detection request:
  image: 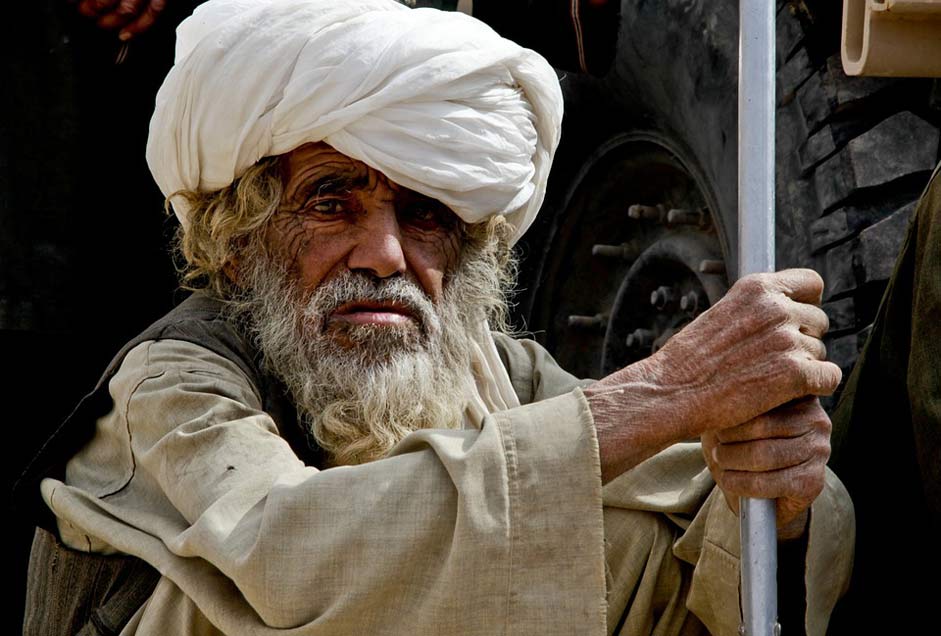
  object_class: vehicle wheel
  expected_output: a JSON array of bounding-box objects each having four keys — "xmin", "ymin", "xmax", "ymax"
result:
[{"xmin": 513, "ymin": 0, "xmax": 941, "ymax": 403}]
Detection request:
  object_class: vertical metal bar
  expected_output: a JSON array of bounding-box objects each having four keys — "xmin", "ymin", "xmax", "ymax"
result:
[{"xmin": 738, "ymin": 2, "xmax": 778, "ymax": 636}]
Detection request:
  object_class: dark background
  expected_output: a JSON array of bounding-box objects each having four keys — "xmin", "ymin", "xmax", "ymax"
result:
[{"xmin": 4, "ymin": 2, "xmax": 202, "ymax": 630}]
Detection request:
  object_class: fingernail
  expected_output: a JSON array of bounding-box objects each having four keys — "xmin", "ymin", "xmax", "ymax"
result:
[{"xmin": 118, "ymin": 31, "xmax": 131, "ymax": 41}]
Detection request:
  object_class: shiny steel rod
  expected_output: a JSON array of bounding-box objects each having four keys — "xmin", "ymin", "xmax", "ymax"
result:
[{"xmin": 738, "ymin": 2, "xmax": 778, "ymax": 635}]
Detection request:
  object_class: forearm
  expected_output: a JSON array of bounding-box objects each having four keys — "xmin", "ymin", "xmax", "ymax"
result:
[{"xmin": 584, "ymin": 356, "xmax": 696, "ymax": 483}]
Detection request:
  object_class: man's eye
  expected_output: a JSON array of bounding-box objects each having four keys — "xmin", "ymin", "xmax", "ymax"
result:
[
  {"xmin": 308, "ymin": 199, "xmax": 345, "ymax": 215},
  {"xmin": 403, "ymin": 202, "xmax": 453, "ymax": 229},
  {"xmin": 408, "ymin": 206, "xmax": 437, "ymax": 221}
]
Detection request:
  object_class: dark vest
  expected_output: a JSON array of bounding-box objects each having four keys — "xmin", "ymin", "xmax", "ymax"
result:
[{"xmin": 17, "ymin": 292, "xmax": 324, "ymax": 636}]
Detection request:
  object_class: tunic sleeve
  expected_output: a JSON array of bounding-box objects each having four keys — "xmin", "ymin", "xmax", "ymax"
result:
[
  {"xmin": 602, "ymin": 449, "xmax": 854, "ymax": 636},
  {"xmin": 497, "ymin": 334, "xmax": 855, "ymax": 636},
  {"xmin": 42, "ymin": 338, "xmax": 608, "ymax": 635}
]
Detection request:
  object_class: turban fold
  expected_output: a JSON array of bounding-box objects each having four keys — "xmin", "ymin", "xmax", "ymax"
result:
[{"xmin": 147, "ymin": 0, "xmax": 564, "ymax": 242}]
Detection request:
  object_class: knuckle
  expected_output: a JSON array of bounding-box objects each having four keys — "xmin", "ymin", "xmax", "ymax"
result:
[
  {"xmin": 815, "ymin": 339, "xmax": 828, "ymax": 360},
  {"xmin": 779, "ymin": 355, "xmax": 806, "ymax": 392},
  {"xmin": 742, "ymin": 309, "xmax": 770, "ymax": 334},
  {"xmin": 804, "ymin": 268, "xmax": 824, "ymax": 290},
  {"xmin": 736, "ymin": 274, "xmax": 765, "ymax": 299},
  {"xmin": 816, "ymin": 411, "xmax": 833, "ymax": 435},
  {"xmin": 769, "ymin": 328, "xmax": 795, "ymax": 352},
  {"xmin": 814, "ymin": 307, "xmax": 830, "ymax": 335},
  {"xmin": 793, "ymin": 467, "xmax": 825, "ymax": 500},
  {"xmin": 795, "ymin": 268, "xmax": 824, "ymax": 298},
  {"xmin": 803, "ymin": 336, "xmax": 826, "ymax": 361},
  {"xmin": 758, "ymin": 291, "xmax": 783, "ymax": 314},
  {"xmin": 746, "ymin": 297, "xmax": 785, "ymax": 334},
  {"xmin": 790, "ymin": 472, "xmax": 814, "ymax": 498},
  {"xmin": 807, "ymin": 472, "xmax": 826, "ymax": 499},
  {"xmin": 812, "ymin": 435, "xmax": 832, "ymax": 462},
  {"xmin": 797, "ymin": 434, "xmax": 816, "ymax": 460}
]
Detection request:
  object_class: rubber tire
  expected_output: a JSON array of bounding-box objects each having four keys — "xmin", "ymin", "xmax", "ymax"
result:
[{"xmin": 514, "ymin": 0, "xmax": 941, "ymax": 401}]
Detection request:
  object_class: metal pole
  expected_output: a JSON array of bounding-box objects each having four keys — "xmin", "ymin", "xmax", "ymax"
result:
[{"xmin": 738, "ymin": 2, "xmax": 778, "ymax": 635}]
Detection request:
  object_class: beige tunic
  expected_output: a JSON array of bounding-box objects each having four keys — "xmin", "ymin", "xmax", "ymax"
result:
[{"xmin": 40, "ymin": 335, "xmax": 854, "ymax": 635}]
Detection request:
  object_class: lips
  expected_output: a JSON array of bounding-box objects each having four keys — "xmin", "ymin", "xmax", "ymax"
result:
[{"xmin": 329, "ymin": 300, "xmax": 419, "ymax": 326}]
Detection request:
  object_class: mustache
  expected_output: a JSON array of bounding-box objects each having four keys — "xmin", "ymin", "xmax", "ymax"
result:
[{"xmin": 302, "ymin": 271, "xmax": 437, "ymax": 332}]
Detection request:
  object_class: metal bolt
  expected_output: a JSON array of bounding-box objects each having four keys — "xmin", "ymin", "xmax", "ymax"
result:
[
  {"xmin": 628, "ymin": 203, "xmax": 666, "ymax": 222},
  {"xmin": 625, "ymin": 328, "xmax": 656, "ymax": 349},
  {"xmin": 591, "ymin": 243, "xmax": 631, "ymax": 260},
  {"xmin": 650, "ymin": 286, "xmax": 677, "ymax": 311},
  {"xmin": 666, "ymin": 208, "xmax": 709, "ymax": 227},
  {"xmin": 567, "ymin": 314, "xmax": 607, "ymax": 330},
  {"xmin": 698, "ymin": 259, "xmax": 726, "ymax": 275},
  {"xmin": 680, "ymin": 290, "xmax": 702, "ymax": 314}
]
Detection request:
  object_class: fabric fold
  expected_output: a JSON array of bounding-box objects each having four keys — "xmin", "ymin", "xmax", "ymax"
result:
[{"xmin": 147, "ymin": 0, "xmax": 563, "ymax": 243}]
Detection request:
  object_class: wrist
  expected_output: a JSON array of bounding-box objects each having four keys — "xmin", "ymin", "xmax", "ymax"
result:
[{"xmin": 585, "ymin": 357, "xmax": 694, "ymax": 482}]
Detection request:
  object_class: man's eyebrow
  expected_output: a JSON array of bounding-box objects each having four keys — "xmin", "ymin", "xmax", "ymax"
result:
[
  {"xmin": 305, "ymin": 175, "xmax": 357, "ymax": 196},
  {"xmin": 288, "ymin": 164, "xmax": 369, "ymax": 199}
]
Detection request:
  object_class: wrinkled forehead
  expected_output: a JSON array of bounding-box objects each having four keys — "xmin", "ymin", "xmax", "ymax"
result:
[
  {"xmin": 279, "ymin": 143, "xmax": 372, "ymax": 195},
  {"xmin": 278, "ymin": 142, "xmax": 456, "ymax": 209}
]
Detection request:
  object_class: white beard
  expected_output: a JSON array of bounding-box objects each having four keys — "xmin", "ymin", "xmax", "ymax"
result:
[{"xmin": 231, "ymin": 239, "xmax": 505, "ymax": 466}]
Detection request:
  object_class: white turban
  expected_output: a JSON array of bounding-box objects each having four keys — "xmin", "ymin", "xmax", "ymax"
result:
[{"xmin": 146, "ymin": 0, "xmax": 563, "ymax": 243}]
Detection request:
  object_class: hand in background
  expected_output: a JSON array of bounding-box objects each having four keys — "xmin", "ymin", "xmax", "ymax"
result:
[{"xmin": 76, "ymin": 0, "xmax": 169, "ymax": 41}]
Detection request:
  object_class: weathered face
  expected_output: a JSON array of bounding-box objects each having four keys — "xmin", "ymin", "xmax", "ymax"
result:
[
  {"xmin": 266, "ymin": 141, "xmax": 463, "ymax": 338},
  {"xmin": 237, "ymin": 142, "xmax": 495, "ymax": 464}
]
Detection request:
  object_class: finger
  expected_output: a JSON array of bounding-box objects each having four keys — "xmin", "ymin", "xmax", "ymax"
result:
[
  {"xmin": 794, "ymin": 331, "xmax": 827, "ymax": 361},
  {"xmin": 96, "ymin": 0, "xmax": 145, "ymax": 29},
  {"xmin": 712, "ymin": 432, "xmax": 825, "ymax": 472},
  {"xmin": 794, "ymin": 357, "xmax": 842, "ymax": 396},
  {"xmin": 118, "ymin": 0, "xmax": 167, "ymax": 40},
  {"xmin": 717, "ymin": 461, "xmax": 826, "ymax": 502},
  {"xmin": 766, "ymin": 268, "xmax": 825, "ymax": 305},
  {"xmin": 783, "ymin": 297, "xmax": 829, "ymax": 338},
  {"xmin": 78, "ymin": 0, "xmax": 119, "ymax": 16},
  {"xmin": 714, "ymin": 400, "xmax": 822, "ymax": 443}
]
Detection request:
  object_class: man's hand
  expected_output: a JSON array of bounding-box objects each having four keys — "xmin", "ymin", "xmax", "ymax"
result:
[
  {"xmin": 701, "ymin": 398, "xmax": 832, "ymax": 540},
  {"xmin": 76, "ymin": 0, "xmax": 168, "ymax": 41},
  {"xmin": 646, "ymin": 268, "xmax": 841, "ymax": 436},
  {"xmin": 587, "ymin": 269, "xmax": 841, "ymax": 483}
]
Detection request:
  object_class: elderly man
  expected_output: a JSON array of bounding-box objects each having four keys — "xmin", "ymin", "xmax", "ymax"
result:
[{"xmin": 22, "ymin": 0, "xmax": 853, "ymax": 634}]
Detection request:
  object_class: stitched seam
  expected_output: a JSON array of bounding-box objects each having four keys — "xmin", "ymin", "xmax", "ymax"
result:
[
  {"xmin": 101, "ymin": 343, "xmax": 166, "ymax": 499},
  {"xmin": 495, "ymin": 417, "xmax": 519, "ymax": 636}
]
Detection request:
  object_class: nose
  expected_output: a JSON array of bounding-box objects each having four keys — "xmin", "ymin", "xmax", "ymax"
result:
[{"xmin": 346, "ymin": 205, "xmax": 408, "ymax": 279}]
